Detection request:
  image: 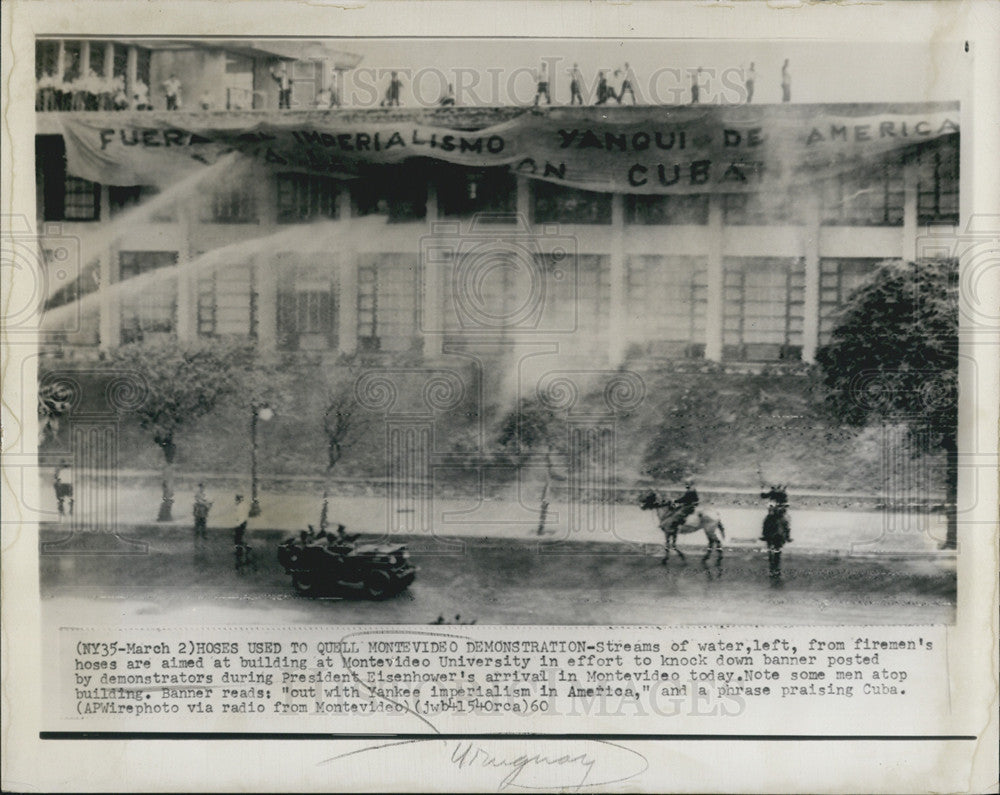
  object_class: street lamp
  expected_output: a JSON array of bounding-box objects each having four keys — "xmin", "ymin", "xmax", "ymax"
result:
[{"xmin": 249, "ymin": 403, "xmax": 274, "ymax": 517}]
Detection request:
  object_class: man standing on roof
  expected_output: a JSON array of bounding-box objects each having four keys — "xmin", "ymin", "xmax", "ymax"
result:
[
  {"xmin": 568, "ymin": 63, "xmax": 584, "ymax": 105},
  {"xmin": 272, "ymin": 62, "xmax": 293, "ymax": 109},
  {"xmin": 383, "ymin": 71, "xmax": 403, "ymax": 106},
  {"xmin": 745, "ymin": 62, "xmax": 756, "ymax": 103},
  {"xmin": 533, "ymin": 63, "xmax": 551, "ymax": 106},
  {"xmin": 162, "ymin": 73, "xmax": 182, "ymax": 110},
  {"xmin": 618, "ymin": 62, "xmax": 637, "ymax": 104}
]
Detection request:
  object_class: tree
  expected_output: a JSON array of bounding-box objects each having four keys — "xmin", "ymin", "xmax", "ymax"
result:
[
  {"xmin": 816, "ymin": 258, "xmax": 958, "ymax": 548},
  {"xmin": 108, "ymin": 339, "xmax": 253, "ymax": 521},
  {"xmin": 497, "ymin": 397, "xmax": 566, "ymax": 534},
  {"xmin": 318, "ymin": 370, "xmax": 369, "ymax": 532}
]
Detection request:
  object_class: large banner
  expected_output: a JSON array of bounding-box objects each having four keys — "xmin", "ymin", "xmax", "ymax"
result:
[{"xmin": 58, "ymin": 103, "xmax": 959, "ymax": 194}]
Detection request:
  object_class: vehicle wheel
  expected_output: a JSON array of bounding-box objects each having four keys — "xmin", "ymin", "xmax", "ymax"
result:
[
  {"xmin": 292, "ymin": 573, "xmax": 316, "ymax": 595},
  {"xmin": 365, "ymin": 569, "xmax": 392, "ymax": 600}
]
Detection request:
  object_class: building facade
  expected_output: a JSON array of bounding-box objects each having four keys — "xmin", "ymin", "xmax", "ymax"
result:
[{"xmin": 35, "ymin": 89, "xmax": 959, "ymax": 366}]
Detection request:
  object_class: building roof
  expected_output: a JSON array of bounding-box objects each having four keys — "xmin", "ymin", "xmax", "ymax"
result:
[{"xmin": 36, "ymin": 37, "xmax": 363, "ymax": 70}]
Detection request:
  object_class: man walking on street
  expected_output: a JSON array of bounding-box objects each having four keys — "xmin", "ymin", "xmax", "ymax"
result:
[
  {"xmin": 54, "ymin": 460, "xmax": 74, "ymax": 519},
  {"xmin": 781, "ymin": 59, "xmax": 791, "ymax": 103},
  {"xmin": 193, "ymin": 483, "xmax": 212, "ymax": 542}
]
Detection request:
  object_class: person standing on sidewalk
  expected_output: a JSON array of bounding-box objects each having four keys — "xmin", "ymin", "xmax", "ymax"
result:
[
  {"xmin": 54, "ymin": 460, "xmax": 74, "ymax": 519},
  {"xmin": 193, "ymin": 483, "xmax": 212, "ymax": 541},
  {"xmin": 781, "ymin": 59, "xmax": 791, "ymax": 103}
]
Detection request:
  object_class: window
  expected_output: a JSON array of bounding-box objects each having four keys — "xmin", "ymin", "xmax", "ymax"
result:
[
  {"xmin": 626, "ymin": 195, "xmax": 709, "ymax": 225},
  {"xmin": 119, "ymin": 251, "xmax": 178, "ymax": 343},
  {"xmin": 108, "ymin": 185, "xmax": 176, "ymax": 222},
  {"xmin": 197, "ymin": 265, "xmax": 257, "ymax": 339},
  {"xmin": 275, "ymin": 256, "xmax": 338, "ymax": 350},
  {"xmin": 819, "ymin": 258, "xmax": 878, "ymax": 345},
  {"xmin": 89, "ymin": 42, "xmax": 106, "ymax": 76},
  {"xmin": 917, "ymin": 141, "xmax": 959, "ymax": 226},
  {"xmin": 356, "ymin": 255, "xmax": 420, "ymax": 353},
  {"xmin": 437, "ymin": 166, "xmax": 517, "ymax": 218},
  {"xmin": 62, "ymin": 41, "xmax": 82, "ymax": 82},
  {"xmin": 205, "ymin": 185, "xmax": 258, "ymax": 223},
  {"xmin": 723, "ymin": 257, "xmax": 805, "ymax": 360},
  {"xmin": 63, "ymin": 177, "xmax": 102, "ymax": 220},
  {"xmin": 821, "ymin": 163, "xmax": 904, "ymax": 226},
  {"xmin": 351, "ymin": 167, "xmax": 427, "ymax": 222},
  {"xmin": 276, "ymin": 173, "xmax": 339, "ymax": 223},
  {"xmin": 36, "ymin": 41, "xmax": 60, "ymax": 79},
  {"xmin": 37, "ymin": 136, "xmax": 100, "ymax": 222},
  {"xmin": 224, "ymin": 53, "xmax": 255, "ymax": 110},
  {"xmin": 533, "ymin": 182, "xmax": 612, "ymax": 224},
  {"xmin": 113, "ymin": 45, "xmax": 128, "ymax": 82},
  {"xmin": 135, "ymin": 48, "xmax": 151, "ymax": 89},
  {"xmin": 290, "ymin": 61, "xmax": 322, "ymax": 108},
  {"xmin": 723, "ymin": 191, "xmax": 803, "ymax": 225},
  {"xmin": 627, "ymin": 256, "xmax": 707, "ymax": 356}
]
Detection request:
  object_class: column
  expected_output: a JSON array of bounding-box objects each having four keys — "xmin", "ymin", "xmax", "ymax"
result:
[
  {"xmin": 126, "ymin": 46, "xmax": 138, "ymax": 109},
  {"xmin": 902, "ymin": 162, "xmax": 918, "ymax": 261},
  {"xmin": 423, "ymin": 183, "xmax": 443, "ymax": 358},
  {"xmin": 56, "ymin": 40, "xmax": 66, "ymax": 82},
  {"xmin": 608, "ymin": 194, "xmax": 626, "ymax": 364},
  {"xmin": 801, "ymin": 196, "xmax": 821, "ymax": 363},
  {"xmin": 335, "ymin": 190, "xmax": 358, "ymax": 355},
  {"xmin": 80, "ymin": 41, "xmax": 90, "ymax": 78},
  {"xmin": 517, "ymin": 175, "xmax": 531, "ymax": 224},
  {"xmin": 174, "ymin": 198, "xmax": 195, "ymax": 342},
  {"xmin": 704, "ymin": 195, "xmax": 725, "ymax": 361},
  {"xmin": 256, "ymin": 255, "xmax": 277, "ymax": 348},
  {"xmin": 176, "ymin": 270, "xmax": 194, "ymax": 342},
  {"xmin": 97, "ymin": 252, "xmax": 119, "ymax": 348},
  {"xmin": 104, "ymin": 43, "xmax": 114, "ymax": 81}
]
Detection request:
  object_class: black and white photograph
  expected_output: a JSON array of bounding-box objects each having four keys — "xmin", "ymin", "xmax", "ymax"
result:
[
  {"xmin": 3, "ymin": 2, "xmax": 998, "ymax": 792},
  {"xmin": 29, "ymin": 36, "xmax": 963, "ymax": 626}
]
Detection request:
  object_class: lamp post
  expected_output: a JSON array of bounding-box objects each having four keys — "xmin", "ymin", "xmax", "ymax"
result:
[{"xmin": 249, "ymin": 403, "xmax": 273, "ymax": 517}]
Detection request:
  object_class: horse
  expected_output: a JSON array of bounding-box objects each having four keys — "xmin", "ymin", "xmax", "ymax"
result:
[
  {"xmin": 760, "ymin": 485, "xmax": 791, "ymax": 579},
  {"xmin": 640, "ymin": 491, "xmax": 725, "ymax": 566}
]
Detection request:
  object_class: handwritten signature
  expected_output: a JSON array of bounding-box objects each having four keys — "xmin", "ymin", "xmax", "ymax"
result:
[{"xmin": 320, "ymin": 738, "xmax": 647, "ymax": 791}]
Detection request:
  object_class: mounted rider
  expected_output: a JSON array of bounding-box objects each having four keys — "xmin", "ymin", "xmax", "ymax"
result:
[{"xmin": 673, "ymin": 478, "xmax": 700, "ymax": 530}]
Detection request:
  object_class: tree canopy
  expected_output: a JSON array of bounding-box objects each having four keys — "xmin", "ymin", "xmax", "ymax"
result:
[
  {"xmin": 816, "ymin": 258, "xmax": 958, "ymax": 447},
  {"xmin": 107, "ymin": 339, "xmax": 256, "ymax": 462},
  {"xmin": 816, "ymin": 258, "xmax": 959, "ymax": 548}
]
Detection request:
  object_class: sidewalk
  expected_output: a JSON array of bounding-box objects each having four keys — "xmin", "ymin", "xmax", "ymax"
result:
[{"xmin": 36, "ymin": 477, "xmax": 950, "ymax": 556}]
